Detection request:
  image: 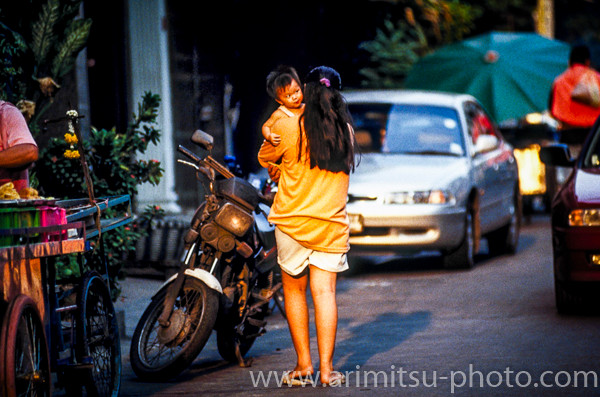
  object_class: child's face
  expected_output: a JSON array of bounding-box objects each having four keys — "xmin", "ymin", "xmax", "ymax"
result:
[{"xmin": 275, "ymin": 79, "xmax": 303, "ymax": 109}]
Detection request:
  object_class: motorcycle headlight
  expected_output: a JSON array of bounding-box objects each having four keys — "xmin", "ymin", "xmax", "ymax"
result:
[
  {"xmin": 569, "ymin": 209, "xmax": 600, "ymax": 226},
  {"xmin": 384, "ymin": 190, "xmax": 455, "ymax": 205},
  {"xmin": 214, "ymin": 202, "xmax": 254, "ymax": 236}
]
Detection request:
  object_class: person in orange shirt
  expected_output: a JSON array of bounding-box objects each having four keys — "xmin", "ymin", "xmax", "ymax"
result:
[
  {"xmin": 258, "ymin": 66, "xmax": 357, "ymax": 386},
  {"xmin": 549, "ymin": 44, "xmax": 600, "ymax": 155},
  {"xmin": 261, "ymin": 65, "xmax": 304, "ymax": 146}
]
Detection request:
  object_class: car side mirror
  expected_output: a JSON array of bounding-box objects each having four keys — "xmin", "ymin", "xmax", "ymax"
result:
[
  {"xmin": 191, "ymin": 129, "xmax": 214, "ymax": 151},
  {"xmin": 474, "ymin": 134, "xmax": 498, "ymax": 154},
  {"xmin": 539, "ymin": 144, "xmax": 575, "ymax": 167}
]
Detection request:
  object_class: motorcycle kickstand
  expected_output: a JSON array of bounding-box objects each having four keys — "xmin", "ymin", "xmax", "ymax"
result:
[{"xmin": 235, "ymin": 343, "xmax": 253, "ymax": 368}]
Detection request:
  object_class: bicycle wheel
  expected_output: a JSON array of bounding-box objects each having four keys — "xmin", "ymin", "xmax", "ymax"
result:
[
  {"xmin": 0, "ymin": 294, "xmax": 52, "ymax": 397},
  {"xmin": 76, "ymin": 271, "xmax": 121, "ymax": 397},
  {"xmin": 130, "ymin": 276, "xmax": 219, "ymax": 381}
]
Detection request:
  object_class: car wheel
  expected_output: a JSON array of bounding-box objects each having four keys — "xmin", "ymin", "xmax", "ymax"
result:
[
  {"xmin": 554, "ymin": 277, "xmax": 582, "ymax": 315},
  {"xmin": 487, "ymin": 186, "xmax": 521, "ymax": 256},
  {"xmin": 346, "ymin": 256, "xmax": 370, "ymax": 276},
  {"xmin": 443, "ymin": 206, "xmax": 476, "ymax": 269}
]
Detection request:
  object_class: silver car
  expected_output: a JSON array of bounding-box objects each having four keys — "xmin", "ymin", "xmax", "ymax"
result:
[{"xmin": 344, "ymin": 90, "xmax": 521, "ymax": 269}]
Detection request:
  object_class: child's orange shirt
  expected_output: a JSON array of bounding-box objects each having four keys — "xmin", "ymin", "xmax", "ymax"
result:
[
  {"xmin": 263, "ymin": 106, "xmax": 295, "ymax": 129},
  {"xmin": 258, "ymin": 115, "xmax": 350, "ymax": 253}
]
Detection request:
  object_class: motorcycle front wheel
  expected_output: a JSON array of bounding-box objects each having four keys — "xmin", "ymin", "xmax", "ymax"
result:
[{"xmin": 130, "ymin": 276, "xmax": 219, "ymax": 381}]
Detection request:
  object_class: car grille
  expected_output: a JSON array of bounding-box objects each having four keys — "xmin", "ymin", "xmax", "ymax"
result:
[{"xmin": 347, "ymin": 194, "xmax": 377, "ymax": 203}]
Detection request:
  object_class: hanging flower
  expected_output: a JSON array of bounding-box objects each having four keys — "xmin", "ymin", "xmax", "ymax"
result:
[
  {"xmin": 64, "ymin": 149, "xmax": 81, "ymax": 159},
  {"xmin": 64, "ymin": 133, "xmax": 78, "ymax": 145}
]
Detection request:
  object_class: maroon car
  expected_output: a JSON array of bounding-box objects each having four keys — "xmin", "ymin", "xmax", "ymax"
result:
[{"xmin": 540, "ymin": 120, "xmax": 600, "ymax": 314}]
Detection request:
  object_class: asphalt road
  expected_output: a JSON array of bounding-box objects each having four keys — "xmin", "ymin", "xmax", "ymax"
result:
[{"xmin": 114, "ymin": 214, "xmax": 600, "ymax": 396}]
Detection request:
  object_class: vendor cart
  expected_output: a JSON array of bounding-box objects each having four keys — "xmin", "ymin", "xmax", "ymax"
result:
[{"xmin": 0, "ymin": 194, "xmax": 131, "ymax": 397}]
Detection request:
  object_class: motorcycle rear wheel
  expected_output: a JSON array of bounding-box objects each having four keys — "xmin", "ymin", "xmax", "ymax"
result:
[
  {"xmin": 216, "ymin": 270, "xmax": 271, "ymax": 364},
  {"xmin": 130, "ymin": 276, "xmax": 219, "ymax": 380},
  {"xmin": 216, "ymin": 308, "xmax": 267, "ymax": 364}
]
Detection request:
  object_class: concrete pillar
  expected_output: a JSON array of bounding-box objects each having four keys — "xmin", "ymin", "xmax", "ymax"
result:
[{"xmin": 126, "ymin": 0, "xmax": 180, "ymax": 213}]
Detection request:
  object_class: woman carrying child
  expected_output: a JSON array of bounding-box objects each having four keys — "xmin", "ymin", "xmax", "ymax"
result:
[{"xmin": 258, "ymin": 65, "xmax": 357, "ymax": 386}]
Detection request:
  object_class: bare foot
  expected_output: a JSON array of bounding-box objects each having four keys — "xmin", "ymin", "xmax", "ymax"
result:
[
  {"xmin": 321, "ymin": 370, "xmax": 346, "ymax": 386},
  {"xmin": 282, "ymin": 366, "xmax": 315, "ymax": 386}
]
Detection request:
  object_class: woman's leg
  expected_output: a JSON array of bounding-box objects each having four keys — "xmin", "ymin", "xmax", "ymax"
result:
[
  {"xmin": 281, "ymin": 269, "xmax": 313, "ymax": 375},
  {"xmin": 309, "ymin": 265, "xmax": 338, "ymax": 383}
]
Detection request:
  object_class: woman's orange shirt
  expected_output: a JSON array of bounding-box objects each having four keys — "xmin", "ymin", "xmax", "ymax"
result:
[{"xmin": 257, "ymin": 116, "xmax": 350, "ymax": 253}]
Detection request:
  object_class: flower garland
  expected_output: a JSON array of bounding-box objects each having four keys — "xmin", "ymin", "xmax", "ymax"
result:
[{"xmin": 64, "ymin": 109, "xmax": 80, "ymax": 159}]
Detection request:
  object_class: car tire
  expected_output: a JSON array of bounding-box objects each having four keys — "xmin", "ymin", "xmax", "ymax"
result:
[
  {"xmin": 346, "ymin": 256, "xmax": 369, "ymax": 276},
  {"xmin": 554, "ymin": 277, "xmax": 582, "ymax": 315},
  {"xmin": 487, "ymin": 186, "xmax": 522, "ymax": 256},
  {"xmin": 443, "ymin": 205, "xmax": 476, "ymax": 269}
]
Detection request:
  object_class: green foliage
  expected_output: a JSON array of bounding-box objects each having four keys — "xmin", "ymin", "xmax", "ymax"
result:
[
  {"xmin": 37, "ymin": 92, "xmax": 164, "ymax": 297},
  {"xmin": 358, "ymin": 0, "xmax": 477, "ymax": 88},
  {"xmin": 359, "ymin": 19, "xmax": 427, "ymax": 88},
  {"xmin": 51, "ymin": 17, "xmax": 92, "ymax": 78},
  {"xmin": 31, "ymin": 0, "xmax": 61, "ymax": 64},
  {"xmin": 461, "ymin": 0, "xmax": 536, "ymax": 31},
  {"xmin": 0, "ymin": 0, "xmax": 92, "ymax": 125},
  {"xmin": 0, "ymin": 22, "xmax": 28, "ymax": 102}
]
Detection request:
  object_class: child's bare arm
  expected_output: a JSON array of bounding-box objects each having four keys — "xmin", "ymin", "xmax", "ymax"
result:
[{"xmin": 262, "ymin": 123, "xmax": 280, "ymax": 146}]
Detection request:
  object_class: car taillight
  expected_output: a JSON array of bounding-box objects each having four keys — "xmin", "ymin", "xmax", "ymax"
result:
[{"xmin": 568, "ymin": 209, "xmax": 600, "ymax": 226}]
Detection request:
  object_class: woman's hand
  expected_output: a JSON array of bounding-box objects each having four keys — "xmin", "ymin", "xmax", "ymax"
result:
[{"xmin": 267, "ymin": 162, "xmax": 281, "ymax": 183}]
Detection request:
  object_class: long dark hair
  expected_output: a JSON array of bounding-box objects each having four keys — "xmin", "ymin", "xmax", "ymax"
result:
[{"xmin": 298, "ymin": 66, "xmax": 357, "ymax": 174}]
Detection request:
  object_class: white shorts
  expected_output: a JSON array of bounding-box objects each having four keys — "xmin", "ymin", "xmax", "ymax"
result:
[{"xmin": 275, "ymin": 227, "xmax": 349, "ymax": 276}]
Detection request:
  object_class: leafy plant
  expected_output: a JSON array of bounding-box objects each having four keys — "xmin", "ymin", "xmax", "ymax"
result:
[
  {"xmin": 359, "ymin": 18, "xmax": 428, "ymax": 88},
  {"xmin": 36, "ymin": 92, "xmax": 164, "ymax": 297},
  {"xmin": 0, "ymin": 0, "xmax": 92, "ymax": 131},
  {"xmin": 358, "ymin": 1, "xmax": 477, "ymax": 88},
  {"xmin": 0, "ymin": 21, "xmax": 28, "ymax": 102}
]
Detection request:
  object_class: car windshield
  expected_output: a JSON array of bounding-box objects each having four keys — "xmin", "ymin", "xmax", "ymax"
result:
[
  {"xmin": 582, "ymin": 126, "xmax": 600, "ymax": 169},
  {"xmin": 349, "ymin": 103, "xmax": 465, "ymax": 156}
]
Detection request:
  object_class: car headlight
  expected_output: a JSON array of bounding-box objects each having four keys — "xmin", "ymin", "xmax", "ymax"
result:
[
  {"xmin": 384, "ymin": 190, "xmax": 455, "ymax": 205},
  {"xmin": 569, "ymin": 209, "xmax": 600, "ymax": 226}
]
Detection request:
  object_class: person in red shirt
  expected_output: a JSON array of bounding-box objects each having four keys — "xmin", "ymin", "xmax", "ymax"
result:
[
  {"xmin": 0, "ymin": 100, "xmax": 39, "ymax": 192},
  {"xmin": 549, "ymin": 45, "xmax": 600, "ymax": 155}
]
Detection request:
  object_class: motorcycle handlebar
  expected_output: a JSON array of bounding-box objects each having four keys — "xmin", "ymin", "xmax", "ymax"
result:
[
  {"xmin": 177, "ymin": 145, "xmax": 202, "ymax": 164},
  {"xmin": 178, "ymin": 143, "xmax": 273, "ymax": 207}
]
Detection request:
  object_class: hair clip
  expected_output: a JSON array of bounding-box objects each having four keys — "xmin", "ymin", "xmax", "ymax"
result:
[{"xmin": 319, "ymin": 77, "xmax": 331, "ymax": 87}]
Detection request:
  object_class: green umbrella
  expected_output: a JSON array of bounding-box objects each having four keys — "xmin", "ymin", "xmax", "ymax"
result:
[{"xmin": 404, "ymin": 31, "xmax": 570, "ymax": 123}]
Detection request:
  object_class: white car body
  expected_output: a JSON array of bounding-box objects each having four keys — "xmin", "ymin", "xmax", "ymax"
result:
[{"xmin": 344, "ymin": 90, "xmax": 521, "ymax": 268}]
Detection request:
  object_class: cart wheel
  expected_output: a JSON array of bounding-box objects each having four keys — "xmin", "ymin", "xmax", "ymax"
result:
[
  {"xmin": 76, "ymin": 271, "xmax": 121, "ymax": 397},
  {"xmin": 0, "ymin": 294, "xmax": 52, "ymax": 397}
]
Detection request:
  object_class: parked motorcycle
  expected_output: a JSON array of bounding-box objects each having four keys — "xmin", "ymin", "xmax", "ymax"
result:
[{"xmin": 130, "ymin": 130, "xmax": 281, "ymax": 380}]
